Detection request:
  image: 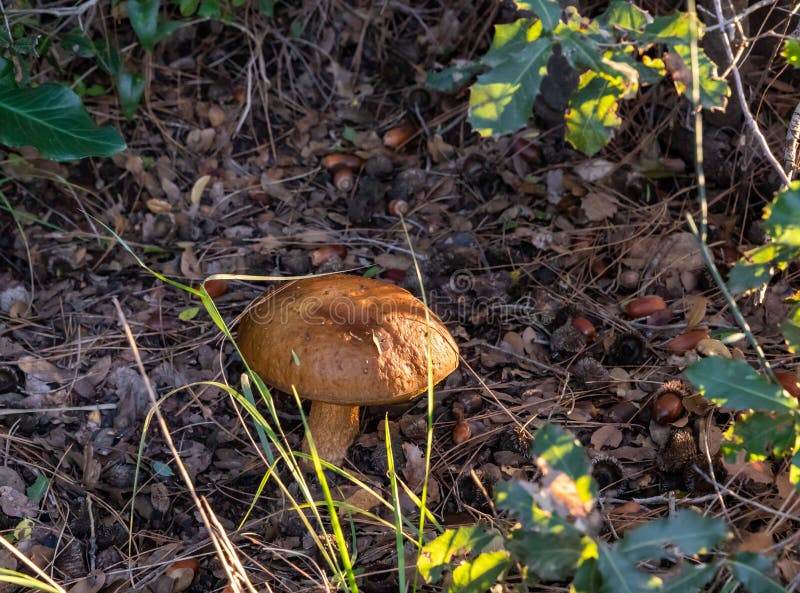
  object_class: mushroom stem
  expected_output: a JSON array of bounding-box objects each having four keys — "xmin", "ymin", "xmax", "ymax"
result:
[{"xmin": 302, "ymin": 402, "xmax": 361, "ymax": 466}]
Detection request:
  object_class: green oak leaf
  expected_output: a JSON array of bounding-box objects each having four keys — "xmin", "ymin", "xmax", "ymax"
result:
[
  {"xmin": 565, "ymin": 71, "xmax": 623, "ymax": 155},
  {"xmin": 617, "ymin": 509, "xmax": 728, "ymax": 562},
  {"xmin": 417, "ymin": 526, "xmax": 496, "ymax": 584},
  {"xmin": 764, "ymin": 182, "xmax": 800, "ymax": 247},
  {"xmin": 450, "ymin": 550, "xmax": 511, "ymax": 593},
  {"xmin": 426, "ymin": 62, "xmax": 482, "ymax": 91},
  {"xmin": 728, "ymin": 553, "xmax": 786, "ymax": 593},
  {"xmin": 506, "ymin": 530, "xmax": 586, "ymax": 581},
  {"xmin": 685, "ymin": 357, "xmax": 797, "ymax": 412},
  {"xmin": 596, "ymin": 546, "xmax": 662, "ymax": 593},
  {"xmin": 600, "ymin": 1, "xmax": 651, "ymax": 33},
  {"xmin": 515, "ymin": 0, "xmax": 562, "ymax": 31},
  {"xmin": 469, "ymin": 36, "xmax": 553, "ymax": 136},
  {"xmin": 721, "ymin": 411, "xmax": 796, "ymax": 461},
  {"xmin": 783, "ymin": 304, "xmax": 800, "ymax": 354}
]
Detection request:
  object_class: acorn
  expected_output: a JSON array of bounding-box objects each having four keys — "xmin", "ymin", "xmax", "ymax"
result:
[
  {"xmin": 653, "ymin": 392, "xmax": 684, "ymax": 425},
  {"xmin": 166, "ymin": 558, "xmax": 200, "ymax": 593},
  {"xmin": 311, "ymin": 245, "xmax": 347, "ymax": 267},
  {"xmin": 333, "ymin": 167, "xmax": 356, "ymax": 191},
  {"xmin": 774, "ymin": 369, "xmax": 800, "ymax": 399},
  {"xmin": 624, "ymin": 295, "xmax": 667, "ymax": 319},
  {"xmin": 511, "ymin": 137, "xmax": 543, "ymax": 165},
  {"xmin": 647, "ymin": 306, "xmax": 673, "ymax": 326},
  {"xmin": 387, "ymin": 199, "xmax": 410, "ymax": 216},
  {"xmin": 619, "ymin": 269, "xmax": 640, "ymax": 290},
  {"xmin": 572, "ymin": 316, "xmax": 597, "ymax": 341},
  {"xmin": 203, "ymin": 279, "xmax": 227, "ymax": 298},
  {"xmin": 321, "ymin": 154, "xmax": 363, "ymax": 171},
  {"xmin": 655, "ymin": 379, "xmax": 693, "ymax": 399},
  {"xmin": 452, "ymin": 420, "xmax": 472, "ymax": 445},
  {"xmin": 608, "ymin": 332, "xmax": 646, "ymax": 366},
  {"xmin": 590, "ymin": 257, "xmax": 613, "ymax": 278},
  {"xmin": 383, "ymin": 123, "xmax": 416, "ymax": 149},
  {"xmin": 652, "ymin": 380, "xmax": 692, "ymax": 425},
  {"xmin": 666, "ymin": 328, "xmax": 709, "ymax": 355}
]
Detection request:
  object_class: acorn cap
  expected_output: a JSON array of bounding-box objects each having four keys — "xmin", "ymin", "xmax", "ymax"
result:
[{"xmin": 237, "ymin": 274, "xmax": 460, "ymax": 406}]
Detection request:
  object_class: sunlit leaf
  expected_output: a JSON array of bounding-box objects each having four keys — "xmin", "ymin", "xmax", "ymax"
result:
[
  {"xmin": 418, "ymin": 526, "xmax": 496, "ymax": 583},
  {"xmin": 782, "ymin": 38, "xmax": 800, "ymax": 68},
  {"xmin": 179, "ymin": 306, "xmax": 200, "ymax": 321},
  {"xmin": 638, "ymin": 13, "xmax": 690, "ymax": 43},
  {"xmin": 728, "ymin": 553, "xmax": 786, "ymax": 593},
  {"xmin": 469, "ymin": 36, "xmax": 552, "ymax": 136},
  {"xmin": 494, "ymin": 481, "xmax": 569, "ymax": 531},
  {"xmin": 450, "ymin": 550, "xmax": 511, "ymax": 593},
  {"xmin": 721, "ymin": 411, "xmax": 796, "ymax": 461},
  {"xmin": 482, "ymin": 19, "xmax": 544, "ymax": 67},
  {"xmin": 565, "ymin": 71, "xmax": 623, "ymax": 155},
  {"xmin": 669, "ymin": 44, "xmax": 729, "ymax": 110},
  {"xmin": 600, "ymin": 1, "xmax": 651, "ymax": 33},
  {"xmin": 685, "ymin": 357, "xmax": 797, "ymax": 412},
  {"xmin": 765, "ymin": 182, "xmax": 800, "ymax": 247},
  {"xmin": 556, "ymin": 10, "xmax": 607, "ymax": 72},
  {"xmin": 515, "ymin": 0, "xmax": 562, "ymax": 31},
  {"xmin": 783, "ymin": 304, "xmax": 800, "ymax": 354},
  {"xmin": 531, "ymin": 423, "xmax": 591, "ymax": 483}
]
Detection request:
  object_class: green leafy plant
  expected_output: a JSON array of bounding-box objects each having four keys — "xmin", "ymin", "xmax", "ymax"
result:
[
  {"xmin": 0, "ymin": 55, "xmax": 126, "ymax": 161},
  {"xmin": 419, "ymin": 423, "xmax": 785, "ymax": 593},
  {"xmin": 679, "ymin": 37, "xmax": 800, "ymax": 492},
  {"xmin": 427, "ymin": 0, "xmax": 730, "ymax": 155}
]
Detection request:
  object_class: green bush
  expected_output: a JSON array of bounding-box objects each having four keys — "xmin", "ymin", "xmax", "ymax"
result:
[
  {"xmin": 428, "ymin": 0, "xmax": 730, "ymax": 155},
  {"xmin": 419, "ymin": 424, "xmax": 785, "ymax": 593}
]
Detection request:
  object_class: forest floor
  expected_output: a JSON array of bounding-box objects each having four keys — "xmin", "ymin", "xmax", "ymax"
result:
[{"xmin": 1, "ymin": 1, "xmax": 799, "ymax": 592}]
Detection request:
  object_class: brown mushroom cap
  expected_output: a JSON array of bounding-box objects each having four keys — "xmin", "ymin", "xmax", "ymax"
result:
[{"xmin": 237, "ymin": 274, "xmax": 459, "ymax": 405}]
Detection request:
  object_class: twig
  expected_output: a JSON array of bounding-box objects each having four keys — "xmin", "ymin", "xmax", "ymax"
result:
[
  {"xmin": 112, "ymin": 298, "xmax": 257, "ymax": 593},
  {"xmin": 3, "ymin": 0, "xmax": 97, "ymax": 16},
  {"xmin": 711, "ymin": 0, "xmax": 791, "ymax": 186},
  {"xmin": 687, "ymin": 0, "xmax": 776, "ymax": 380},
  {"xmin": 687, "ymin": 214, "xmax": 776, "ymax": 380},
  {"xmin": 0, "ymin": 0, "xmax": 12, "ymax": 39},
  {"xmin": 693, "ymin": 465, "xmax": 800, "ymax": 521},
  {"xmin": 784, "ymin": 102, "xmax": 800, "ymax": 179},
  {"xmin": 701, "ymin": 0, "xmax": 786, "ymax": 32},
  {"xmin": 0, "ymin": 404, "xmax": 116, "ymax": 416},
  {"xmin": 603, "ymin": 493, "xmax": 720, "ymax": 506}
]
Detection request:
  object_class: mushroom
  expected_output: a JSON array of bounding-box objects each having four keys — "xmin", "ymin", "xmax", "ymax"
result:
[{"xmin": 237, "ymin": 274, "xmax": 460, "ymax": 465}]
